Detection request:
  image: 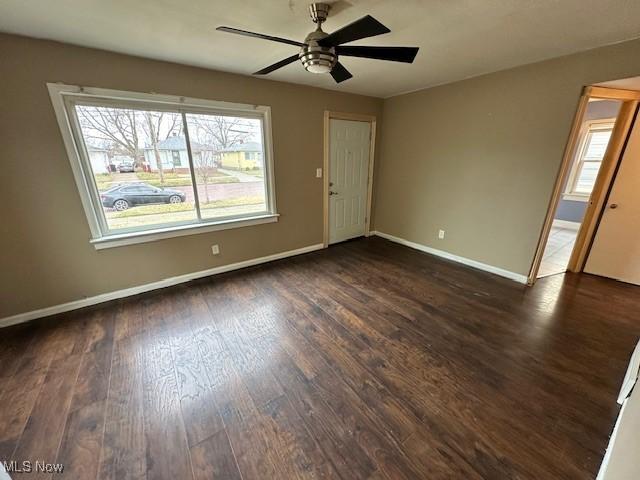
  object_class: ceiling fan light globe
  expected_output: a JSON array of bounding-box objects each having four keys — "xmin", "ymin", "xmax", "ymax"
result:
[{"xmin": 306, "ymin": 63, "xmax": 333, "ymax": 74}]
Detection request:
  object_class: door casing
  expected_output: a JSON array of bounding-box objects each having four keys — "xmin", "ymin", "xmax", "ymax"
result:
[{"xmin": 323, "ymin": 111, "xmax": 377, "ymax": 248}]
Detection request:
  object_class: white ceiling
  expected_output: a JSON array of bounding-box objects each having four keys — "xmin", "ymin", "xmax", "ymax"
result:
[
  {"xmin": 1, "ymin": 0, "xmax": 640, "ymax": 98},
  {"xmin": 597, "ymin": 76, "xmax": 640, "ymax": 91}
]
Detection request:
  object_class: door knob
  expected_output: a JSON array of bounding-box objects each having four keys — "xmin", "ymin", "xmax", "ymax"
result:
[
  {"xmin": 329, "ymin": 191, "xmax": 337, "ymax": 196},
  {"xmin": 609, "ymin": 203, "xmax": 619, "ymax": 209}
]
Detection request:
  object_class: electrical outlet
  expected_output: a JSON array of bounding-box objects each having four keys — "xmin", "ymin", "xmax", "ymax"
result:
[
  {"xmin": 316, "ymin": 168, "xmax": 323, "ymax": 178},
  {"xmin": 211, "ymin": 244, "xmax": 220, "ymax": 255},
  {"xmin": 438, "ymin": 229, "xmax": 445, "ymax": 240}
]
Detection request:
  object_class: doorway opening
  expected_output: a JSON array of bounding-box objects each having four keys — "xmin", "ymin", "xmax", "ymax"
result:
[
  {"xmin": 529, "ymin": 84, "xmax": 640, "ymax": 284},
  {"xmin": 538, "ymin": 100, "xmax": 621, "ymax": 277}
]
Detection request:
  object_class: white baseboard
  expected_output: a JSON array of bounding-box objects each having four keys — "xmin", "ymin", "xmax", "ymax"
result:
[
  {"xmin": 0, "ymin": 243, "xmax": 324, "ymax": 329},
  {"xmin": 371, "ymin": 231, "xmax": 528, "ymax": 284},
  {"xmin": 552, "ymin": 219, "xmax": 581, "ymax": 230}
]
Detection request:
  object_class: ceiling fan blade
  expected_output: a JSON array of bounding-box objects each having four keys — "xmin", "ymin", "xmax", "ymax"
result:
[
  {"xmin": 254, "ymin": 54, "xmax": 300, "ymax": 75},
  {"xmin": 330, "ymin": 62, "xmax": 353, "ymax": 83},
  {"xmin": 216, "ymin": 26, "xmax": 304, "ymax": 47},
  {"xmin": 336, "ymin": 46, "xmax": 419, "ymax": 63},
  {"xmin": 318, "ymin": 15, "xmax": 390, "ymax": 47}
]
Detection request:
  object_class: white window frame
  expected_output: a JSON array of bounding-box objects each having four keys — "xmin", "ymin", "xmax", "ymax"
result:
[
  {"xmin": 563, "ymin": 118, "xmax": 615, "ymax": 202},
  {"xmin": 48, "ymin": 83, "xmax": 278, "ymax": 249}
]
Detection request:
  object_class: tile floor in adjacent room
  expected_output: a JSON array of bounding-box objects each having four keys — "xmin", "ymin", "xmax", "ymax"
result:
[{"xmin": 538, "ymin": 221, "xmax": 580, "ymax": 278}]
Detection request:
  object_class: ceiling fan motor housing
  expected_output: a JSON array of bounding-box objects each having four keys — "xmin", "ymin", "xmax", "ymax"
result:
[
  {"xmin": 309, "ymin": 3, "xmax": 330, "ymax": 24},
  {"xmin": 300, "ymin": 30, "xmax": 337, "ymax": 74}
]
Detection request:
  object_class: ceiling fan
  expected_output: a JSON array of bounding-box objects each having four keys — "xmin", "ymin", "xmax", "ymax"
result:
[{"xmin": 216, "ymin": 3, "xmax": 419, "ymax": 83}]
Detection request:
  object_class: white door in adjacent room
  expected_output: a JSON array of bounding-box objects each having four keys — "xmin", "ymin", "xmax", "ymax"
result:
[
  {"xmin": 585, "ymin": 117, "xmax": 640, "ymax": 285},
  {"xmin": 329, "ymin": 118, "xmax": 371, "ymax": 244}
]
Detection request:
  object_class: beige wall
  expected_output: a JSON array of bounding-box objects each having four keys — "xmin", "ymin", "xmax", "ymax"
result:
[
  {"xmin": 0, "ymin": 33, "xmax": 382, "ymax": 318},
  {"xmin": 4, "ymin": 32, "xmax": 640, "ymax": 319},
  {"xmin": 373, "ymin": 38, "xmax": 640, "ymax": 276}
]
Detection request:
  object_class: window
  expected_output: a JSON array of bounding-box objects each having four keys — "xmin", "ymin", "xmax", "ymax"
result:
[
  {"xmin": 565, "ymin": 119, "xmax": 615, "ymax": 200},
  {"xmin": 48, "ymin": 84, "xmax": 277, "ymax": 248}
]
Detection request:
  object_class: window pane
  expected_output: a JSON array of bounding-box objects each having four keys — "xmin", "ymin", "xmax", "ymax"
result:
[
  {"xmin": 583, "ymin": 130, "xmax": 612, "ymax": 161},
  {"xmin": 75, "ymin": 105, "xmax": 197, "ymax": 232},
  {"xmin": 184, "ymin": 113, "xmax": 267, "ymax": 220},
  {"xmin": 575, "ymin": 161, "xmax": 600, "ymax": 193},
  {"xmin": 570, "ymin": 123, "xmax": 614, "ymax": 195}
]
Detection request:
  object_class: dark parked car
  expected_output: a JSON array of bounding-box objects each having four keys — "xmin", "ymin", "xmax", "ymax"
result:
[
  {"xmin": 100, "ymin": 183, "xmax": 186, "ymax": 211},
  {"xmin": 117, "ymin": 162, "xmax": 135, "ymax": 173}
]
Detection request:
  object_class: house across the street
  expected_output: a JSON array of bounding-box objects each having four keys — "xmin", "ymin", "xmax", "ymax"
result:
[
  {"xmin": 219, "ymin": 141, "xmax": 263, "ymax": 170},
  {"xmin": 143, "ymin": 135, "xmax": 215, "ymax": 173}
]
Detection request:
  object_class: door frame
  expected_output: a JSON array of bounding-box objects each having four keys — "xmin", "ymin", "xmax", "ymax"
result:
[
  {"xmin": 527, "ymin": 86, "xmax": 640, "ymax": 284},
  {"xmin": 323, "ymin": 111, "xmax": 377, "ymax": 247}
]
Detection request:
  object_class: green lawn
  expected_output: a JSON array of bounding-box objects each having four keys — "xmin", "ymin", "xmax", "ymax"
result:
[
  {"xmin": 94, "ymin": 173, "xmax": 114, "ymax": 191},
  {"xmin": 95, "ymin": 170, "xmax": 239, "ymax": 191},
  {"xmin": 134, "ymin": 171, "xmax": 239, "ymax": 187},
  {"xmin": 104, "ymin": 196, "xmax": 266, "ymax": 229},
  {"xmin": 244, "ymin": 169, "xmax": 264, "ymax": 178}
]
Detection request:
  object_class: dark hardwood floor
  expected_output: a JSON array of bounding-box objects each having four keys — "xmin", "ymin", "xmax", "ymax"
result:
[{"xmin": 1, "ymin": 237, "xmax": 639, "ymax": 479}]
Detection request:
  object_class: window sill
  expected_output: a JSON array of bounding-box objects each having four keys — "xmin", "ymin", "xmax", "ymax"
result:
[
  {"xmin": 91, "ymin": 213, "xmax": 279, "ymax": 250},
  {"xmin": 562, "ymin": 193, "xmax": 590, "ymax": 202}
]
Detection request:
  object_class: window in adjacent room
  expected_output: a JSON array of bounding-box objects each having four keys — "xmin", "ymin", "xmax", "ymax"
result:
[
  {"xmin": 48, "ymin": 84, "xmax": 277, "ymax": 248},
  {"xmin": 565, "ymin": 119, "xmax": 615, "ymax": 199}
]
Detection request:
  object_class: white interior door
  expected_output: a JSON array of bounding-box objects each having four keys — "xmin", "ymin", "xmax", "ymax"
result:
[
  {"xmin": 585, "ymin": 116, "xmax": 640, "ymax": 285},
  {"xmin": 329, "ymin": 118, "xmax": 371, "ymax": 244}
]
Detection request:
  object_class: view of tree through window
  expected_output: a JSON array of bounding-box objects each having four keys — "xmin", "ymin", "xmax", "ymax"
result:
[
  {"xmin": 185, "ymin": 113, "xmax": 266, "ymax": 220},
  {"xmin": 74, "ymin": 104, "xmax": 268, "ymax": 233}
]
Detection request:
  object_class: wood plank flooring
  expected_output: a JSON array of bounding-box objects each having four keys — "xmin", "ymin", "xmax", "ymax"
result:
[{"xmin": 1, "ymin": 236, "xmax": 639, "ymax": 479}]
